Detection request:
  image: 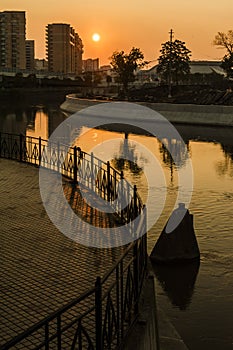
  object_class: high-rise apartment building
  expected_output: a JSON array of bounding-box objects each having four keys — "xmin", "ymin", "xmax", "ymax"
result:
[
  {"xmin": 0, "ymin": 11, "xmax": 26, "ymax": 70},
  {"xmin": 46, "ymin": 23, "xmax": 83, "ymax": 75},
  {"xmin": 25, "ymin": 40, "xmax": 35, "ymax": 70},
  {"xmin": 83, "ymin": 58, "xmax": 99, "ymax": 72}
]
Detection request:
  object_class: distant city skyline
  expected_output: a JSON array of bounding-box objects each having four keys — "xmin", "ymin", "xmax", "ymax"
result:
[{"xmin": 1, "ymin": 0, "xmax": 232, "ymax": 65}]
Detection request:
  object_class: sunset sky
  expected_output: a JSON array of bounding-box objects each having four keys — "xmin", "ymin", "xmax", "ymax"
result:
[{"xmin": 1, "ymin": 0, "xmax": 233, "ymax": 66}]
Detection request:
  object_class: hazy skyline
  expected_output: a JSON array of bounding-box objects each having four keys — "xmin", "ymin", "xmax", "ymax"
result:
[{"xmin": 1, "ymin": 0, "xmax": 233, "ymax": 66}]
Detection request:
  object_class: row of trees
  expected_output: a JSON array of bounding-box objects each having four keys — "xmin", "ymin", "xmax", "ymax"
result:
[
  {"xmin": 110, "ymin": 38, "xmax": 192, "ymax": 96},
  {"xmin": 110, "ymin": 30, "xmax": 233, "ymax": 97}
]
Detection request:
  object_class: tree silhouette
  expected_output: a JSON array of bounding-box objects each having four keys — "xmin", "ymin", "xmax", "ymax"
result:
[
  {"xmin": 112, "ymin": 136, "xmax": 143, "ymax": 175},
  {"xmin": 83, "ymin": 71, "xmax": 92, "ymax": 86},
  {"xmin": 221, "ymin": 54, "xmax": 233, "ymax": 78},
  {"xmin": 213, "ymin": 30, "xmax": 233, "ymax": 77},
  {"xmin": 110, "ymin": 47, "xmax": 147, "ymax": 97},
  {"xmin": 157, "ymin": 39, "xmax": 191, "ymax": 85},
  {"xmin": 106, "ymin": 75, "xmax": 112, "ymax": 87},
  {"xmin": 213, "ymin": 30, "xmax": 233, "ymax": 55},
  {"xmin": 213, "ymin": 30, "xmax": 233, "ymax": 78}
]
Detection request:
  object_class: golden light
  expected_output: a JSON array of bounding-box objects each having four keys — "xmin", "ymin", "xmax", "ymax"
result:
[{"xmin": 92, "ymin": 33, "xmax": 100, "ymax": 42}]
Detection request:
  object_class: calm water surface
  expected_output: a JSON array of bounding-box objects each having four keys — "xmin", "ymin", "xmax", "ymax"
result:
[{"xmin": 0, "ymin": 103, "xmax": 232, "ymax": 349}]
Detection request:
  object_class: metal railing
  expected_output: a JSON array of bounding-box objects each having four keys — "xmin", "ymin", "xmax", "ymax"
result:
[
  {"xmin": 1, "ymin": 234, "xmax": 147, "ymax": 349},
  {"xmin": 0, "ymin": 132, "xmax": 144, "ymax": 224},
  {"xmin": 0, "ymin": 132, "xmax": 148, "ymax": 349}
]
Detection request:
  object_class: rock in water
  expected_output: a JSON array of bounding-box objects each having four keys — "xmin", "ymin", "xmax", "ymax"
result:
[{"xmin": 150, "ymin": 203, "xmax": 200, "ymax": 263}]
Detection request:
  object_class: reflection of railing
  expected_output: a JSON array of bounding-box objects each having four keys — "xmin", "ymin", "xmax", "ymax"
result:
[{"xmin": 0, "ymin": 132, "xmax": 148, "ymax": 349}]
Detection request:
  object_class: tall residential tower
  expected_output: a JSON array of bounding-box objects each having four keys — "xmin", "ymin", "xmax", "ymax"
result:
[
  {"xmin": 46, "ymin": 23, "xmax": 83, "ymax": 75},
  {"xmin": 0, "ymin": 11, "xmax": 26, "ymax": 70},
  {"xmin": 25, "ymin": 40, "xmax": 35, "ymax": 70}
]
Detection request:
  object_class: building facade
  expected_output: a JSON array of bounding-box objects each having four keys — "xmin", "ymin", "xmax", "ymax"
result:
[
  {"xmin": 46, "ymin": 23, "xmax": 83, "ymax": 75},
  {"xmin": 25, "ymin": 40, "xmax": 35, "ymax": 70},
  {"xmin": 83, "ymin": 58, "xmax": 99, "ymax": 72},
  {"xmin": 34, "ymin": 59, "xmax": 48, "ymax": 71},
  {"xmin": 0, "ymin": 11, "xmax": 26, "ymax": 70}
]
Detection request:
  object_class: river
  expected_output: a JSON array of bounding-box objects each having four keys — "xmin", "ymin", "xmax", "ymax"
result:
[{"xmin": 0, "ymin": 97, "xmax": 232, "ymax": 350}]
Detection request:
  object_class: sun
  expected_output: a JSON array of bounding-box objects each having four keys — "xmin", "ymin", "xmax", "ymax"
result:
[{"xmin": 92, "ymin": 33, "xmax": 100, "ymax": 42}]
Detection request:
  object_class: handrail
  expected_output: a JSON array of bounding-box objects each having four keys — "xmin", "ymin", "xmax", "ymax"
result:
[
  {"xmin": 0, "ymin": 132, "xmax": 148, "ymax": 349},
  {"xmin": 0, "ymin": 132, "xmax": 144, "ymax": 223},
  {"xmin": 1, "ymin": 287, "xmax": 96, "ymax": 349}
]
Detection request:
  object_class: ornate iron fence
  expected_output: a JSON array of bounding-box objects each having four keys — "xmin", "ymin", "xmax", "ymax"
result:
[
  {"xmin": 0, "ymin": 133, "xmax": 144, "ymax": 224},
  {"xmin": 0, "ymin": 132, "xmax": 148, "ymax": 349},
  {"xmin": 1, "ymin": 232, "xmax": 147, "ymax": 349}
]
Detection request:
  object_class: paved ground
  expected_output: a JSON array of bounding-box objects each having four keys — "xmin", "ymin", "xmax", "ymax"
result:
[{"xmin": 0, "ymin": 159, "xmax": 125, "ymax": 348}]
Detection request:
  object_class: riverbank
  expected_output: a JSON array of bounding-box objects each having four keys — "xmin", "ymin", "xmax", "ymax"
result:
[
  {"xmin": 0, "ymin": 87, "xmax": 81, "ymax": 107},
  {"xmin": 60, "ymin": 95, "xmax": 233, "ymax": 127}
]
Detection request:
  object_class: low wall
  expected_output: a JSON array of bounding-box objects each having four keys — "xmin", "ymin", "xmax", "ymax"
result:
[{"xmin": 60, "ymin": 95, "xmax": 233, "ymax": 127}]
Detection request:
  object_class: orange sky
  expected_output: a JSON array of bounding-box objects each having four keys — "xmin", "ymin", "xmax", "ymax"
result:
[{"xmin": 1, "ymin": 0, "xmax": 233, "ymax": 66}]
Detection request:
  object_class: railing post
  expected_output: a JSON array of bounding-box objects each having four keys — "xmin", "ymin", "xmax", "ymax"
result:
[
  {"xmin": 19, "ymin": 134, "xmax": 23, "ymax": 162},
  {"xmin": 143, "ymin": 206, "xmax": 148, "ymax": 271},
  {"xmin": 113, "ymin": 169, "xmax": 117, "ymax": 200},
  {"xmin": 120, "ymin": 171, "xmax": 124, "ymax": 222},
  {"xmin": 95, "ymin": 276, "xmax": 103, "ymax": 350},
  {"xmin": 107, "ymin": 161, "xmax": 111, "ymax": 201},
  {"xmin": 133, "ymin": 242, "xmax": 139, "ymax": 315},
  {"xmin": 73, "ymin": 146, "xmax": 77, "ymax": 183},
  {"xmin": 91, "ymin": 152, "xmax": 94, "ymax": 191},
  {"xmin": 57, "ymin": 140, "xmax": 60, "ymax": 172},
  {"xmin": 77, "ymin": 146, "xmax": 83, "ymax": 159},
  {"xmin": 39, "ymin": 137, "xmax": 42, "ymax": 166},
  {"xmin": 133, "ymin": 185, "xmax": 138, "ymax": 219}
]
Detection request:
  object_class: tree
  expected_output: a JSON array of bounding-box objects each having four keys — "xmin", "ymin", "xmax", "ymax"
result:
[
  {"xmin": 93, "ymin": 72, "xmax": 102, "ymax": 85},
  {"xmin": 110, "ymin": 47, "xmax": 147, "ymax": 97},
  {"xmin": 157, "ymin": 39, "xmax": 191, "ymax": 85},
  {"xmin": 213, "ymin": 31, "xmax": 233, "ymax": 77},
  {"xmin": 106, "ymin": 75, "xmax": 112, "ymax": 87},
  {"xmin": 14, "ymin": 72, "xmax": 24, "ymax": 88},
  {"xmin": 82, "ymin": 71, "xmax": 92, "ymax": 86},
  {"xmin": 221, "ymin": 54, "xmax": 233, "ymax": 78},
  {"xmin": 213, "ymin": 30, "xmax": 233, "ymax": 55}
]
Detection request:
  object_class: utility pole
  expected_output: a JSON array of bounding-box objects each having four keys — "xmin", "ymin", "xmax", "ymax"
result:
[{"xmin": 168, "ymin": 29, "xmax": 173, "ymax": 98}]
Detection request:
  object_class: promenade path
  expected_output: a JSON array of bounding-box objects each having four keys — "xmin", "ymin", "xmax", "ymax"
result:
[{"xmin": 0, "ymin": 158, "xmax": 125, "ymax": 348}]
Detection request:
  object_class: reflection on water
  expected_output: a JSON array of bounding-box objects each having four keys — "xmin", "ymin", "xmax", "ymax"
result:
[
  {"xmin": 152, "ymin": 260, "xmax": 200, "ymax": 310},
  {"xmin": 72, "ymin": 123, "xmax": 233, "ymax": 349},
  {"xmin": 26, "ymin": 109, "xmax": 49, "ymax": 140},
  {"xmin": 158, "ymin": 138, "xmax": 190, "ymax": 169},
  {"xmin": 0, "ymin": 105, "xmax": 66, "ymax": 137},
  {"xmin": 158, "ymin": 138, "xmax": 190, "ymax": 184},
  {"xmin": 0, "ymin": 104, "xmax": 233, "ymax": 349},
  {"xmin": 111, "ymin": 134, "xmax": 143, "ymax": 175},
  {"xmin": 216, "ymin": 144, "xmax": 233, "ymax": 178}
]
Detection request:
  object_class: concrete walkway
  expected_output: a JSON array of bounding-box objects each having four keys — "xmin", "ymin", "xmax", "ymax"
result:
[{"xmin": 0, "ymin": 158, "xmax": 124, "ymax": 347}]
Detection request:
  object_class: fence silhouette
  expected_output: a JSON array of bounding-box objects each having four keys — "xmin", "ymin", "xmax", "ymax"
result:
[{"xmin": 0, "ymin": 132, "xmax": 148, "ymax": 349}]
